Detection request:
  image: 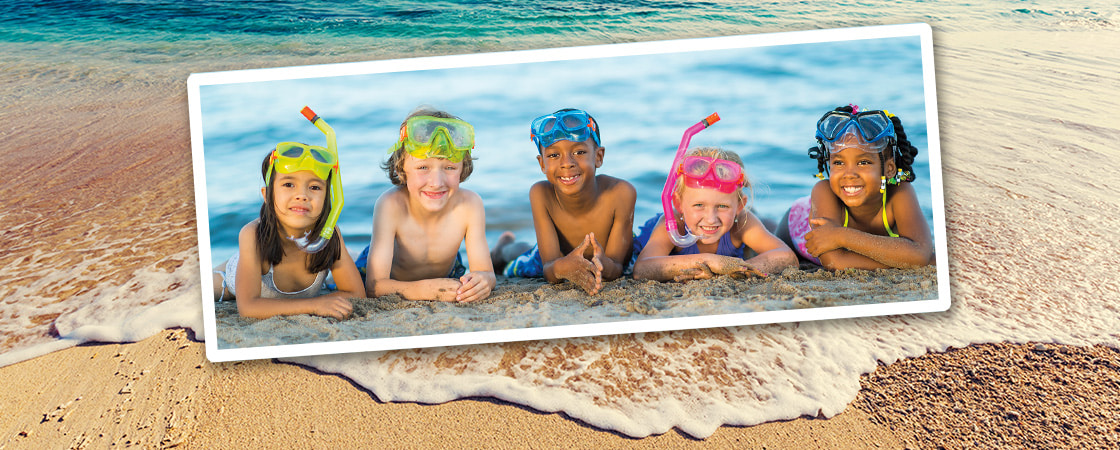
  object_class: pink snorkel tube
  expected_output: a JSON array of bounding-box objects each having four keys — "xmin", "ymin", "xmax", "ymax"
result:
[{"xmin": 661, "ymin": 112, "xmax": 720, "ymax": 247}]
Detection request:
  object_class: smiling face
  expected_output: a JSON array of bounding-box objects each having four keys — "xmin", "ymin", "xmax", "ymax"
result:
[
  {"xmin": 536, "ymin": 138, "xmax": 603, "ymax": 195},
  {"xmin": 676, "ymin": 185, "xmax": 744, "ymax": 245},
  {"xmin": 264, "ymin": 170, "xmax": 327, "ymax": 237},
  {"xmin": 402, "ymin": 153, "xmax": 463, "ymax": 212},
  {"xmin": 827, "ymin": 147, "xmax": 896, "ymax": 208}
]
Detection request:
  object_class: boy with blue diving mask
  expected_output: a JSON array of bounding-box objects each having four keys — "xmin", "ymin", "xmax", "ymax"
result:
[
  {"xmin": 492, "ymin": 108, "xmax": 636, "ymax": 296},
  {"xmin": 356, "ymin": 107, "xmax": 496, "ymax": 302}
]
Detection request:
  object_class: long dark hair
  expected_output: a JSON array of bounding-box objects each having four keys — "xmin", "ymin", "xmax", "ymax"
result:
[
  {"xmin": 257, "ymin": 149, "xmax": 342, "ymax": 274},
  {"xmin": 808, "ymin": 105, "xmax": 919, "ymax": 182}
]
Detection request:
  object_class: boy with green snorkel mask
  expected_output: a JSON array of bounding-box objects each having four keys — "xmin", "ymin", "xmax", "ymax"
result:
[
  {"xmin": 492, "ymin": 108, "xmax": 636, "ymax": 296},
  {"xmin": 356, "ymin": 107, "xmax": 496, "ymax": 302}
]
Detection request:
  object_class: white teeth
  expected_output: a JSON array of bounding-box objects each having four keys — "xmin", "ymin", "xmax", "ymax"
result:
[{"xmin": 843, "ymin": 186, "xmax": 862, "ymax": 194}]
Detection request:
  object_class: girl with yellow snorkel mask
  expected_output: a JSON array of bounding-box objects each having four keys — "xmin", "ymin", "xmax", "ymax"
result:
[
  {"xmin": 212, "ymin": 107, "xmax": 364, "ymax": 319},
  {"xmin": 355, "ymin": 107, "xmax": 496, "ymax": 303},
  {"xmin": 777, "ymin": 104, "xmax": 934, "ymax": 270}
]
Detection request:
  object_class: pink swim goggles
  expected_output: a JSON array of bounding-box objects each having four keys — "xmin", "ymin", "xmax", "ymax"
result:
[
  {"xmin": 678, "ymin": 156, "xmax": 744, "ymax": 194},
  {"xmin": 660, "ymin": 112, "xmax": 720, "ymax": 247}
]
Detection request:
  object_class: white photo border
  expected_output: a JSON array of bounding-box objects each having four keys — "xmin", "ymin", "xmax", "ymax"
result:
[{"xmin": 189, "ymin": 23, "xmax": 949, "ymax": 363}]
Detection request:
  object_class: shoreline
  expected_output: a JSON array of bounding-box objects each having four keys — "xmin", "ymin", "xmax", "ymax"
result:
[{"xmin": 3, "ymin": 329, "xmax": 1116, "ymax": 448}]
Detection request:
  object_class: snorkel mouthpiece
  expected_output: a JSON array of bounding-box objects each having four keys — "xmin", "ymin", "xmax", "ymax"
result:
[
  {"xmin": 661, "ymin": 113, "xmax": 720, "ymax": 247},
  {"xmin": 293, "ymin": 106, "xmax": 343, "ymax": 254}
]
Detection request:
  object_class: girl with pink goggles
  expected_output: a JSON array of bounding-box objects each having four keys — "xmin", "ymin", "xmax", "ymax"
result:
[{"xmin": 678, "ymin": 156, "xmax": 745, "ymax": 194}]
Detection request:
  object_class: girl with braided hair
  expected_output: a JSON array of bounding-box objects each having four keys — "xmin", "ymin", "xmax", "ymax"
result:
[{"xmin": 777, "ymin": 104, "xmax": 934, "ymax": 270}]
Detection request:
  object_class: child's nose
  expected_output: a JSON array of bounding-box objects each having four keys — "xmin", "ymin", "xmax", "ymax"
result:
[
  {"xmin": 705, "ymin": 207, "xmax": 720, "ymax": 222},
  {"xmin": 430, "ymin": 168, "xmax": 448, "ymax": 187}
]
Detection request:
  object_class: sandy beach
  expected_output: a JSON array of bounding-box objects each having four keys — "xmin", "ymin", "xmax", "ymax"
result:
[
  {"xmin": 3, "ymin": 330, "xmax": 1117, "ymax": 448},
  {"xmin": 3, "ymin": 4, "xmax": 1120, "ymax": 447},
  {"xmin": 0, "ymin": 329, "xmax": 907, "ymax": 448}
]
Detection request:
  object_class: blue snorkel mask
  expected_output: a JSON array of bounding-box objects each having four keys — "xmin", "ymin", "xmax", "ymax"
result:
[
  {"xmin": 530, "ymin": 109, "xmax": 601, "ymax": 151},
  {"xmin": 815, "ymin": 109, "xmax": 896, "ymax": 155}
]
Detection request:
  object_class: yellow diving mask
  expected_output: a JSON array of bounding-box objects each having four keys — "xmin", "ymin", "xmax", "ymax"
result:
[
  {"xmin": 265, "ymin": 106, "xmax": 345, "ymax": 254},
  {"xmin": 389, "ymin": 116, "xmax": 475, "ymax": 163},
  {"xmin": 265, "ymin": 142, "xmax": 337, "ymax": 185}
]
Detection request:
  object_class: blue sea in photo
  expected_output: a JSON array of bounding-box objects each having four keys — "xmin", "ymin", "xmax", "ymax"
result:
[{"xmin": 197, "ymin": 34, "xmax": 932, "ymax": 268}]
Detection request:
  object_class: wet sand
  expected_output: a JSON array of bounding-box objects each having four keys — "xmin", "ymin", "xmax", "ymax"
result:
[{"xmin": 3, "ymin": 330, "xmax": 1117, "ymax": 448}]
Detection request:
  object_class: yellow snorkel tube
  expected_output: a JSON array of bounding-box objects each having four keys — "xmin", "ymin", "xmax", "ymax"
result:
[{"xmin": 294, "ymin": 106, "xmax": 344, "ymax": 254}]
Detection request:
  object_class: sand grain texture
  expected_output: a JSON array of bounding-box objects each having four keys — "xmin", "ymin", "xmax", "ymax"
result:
[{"xmin": 2, "ymin": 330, "xmax": 911, "ymax": 449}]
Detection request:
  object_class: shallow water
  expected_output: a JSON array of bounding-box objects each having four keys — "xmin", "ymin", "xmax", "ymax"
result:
[{"xmin": 3, "ymin": 0, "xmax": 1120, "ymax": 439}]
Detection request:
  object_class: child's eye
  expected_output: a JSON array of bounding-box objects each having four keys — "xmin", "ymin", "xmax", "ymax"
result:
[
  {"xmin": 831, "ymin": 160, "xmax": 843, "ymax": 166},
  {"xmin": 281, "ymin": 182, "xmax": 295, "ymax": 188},
  {"xmin": 310, "ymin": 184, "xmax": 323, "ymax": 191},
  {"xmin": 444, "ymin": 165, "xmax": 456, "ymax": 171},
  {"xmin": 717, "ymin": 204, "xmax": 730, "ymax": 209},
  {"xmin": 858, "ymin": 159, "xmax": 873, "ymax": 166},
  {"xmin": 545, "ymin": 153, "xmax": 559, "ymax": 159}
]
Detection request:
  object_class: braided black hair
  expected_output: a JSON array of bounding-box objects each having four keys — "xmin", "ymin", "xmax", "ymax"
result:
[
  {"xmin": 807, "ymin": 105, "xmax": 920, "ymax": 183},
  {"xmin": 889, "ymin": 113, "xmax": 919, "ymax": 183}
]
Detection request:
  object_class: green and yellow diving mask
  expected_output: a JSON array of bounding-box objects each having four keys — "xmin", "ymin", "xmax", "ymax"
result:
[
  {"xmin": 266, "ymin": 106, "xmax": 345, "ymax": 254},
  {"xmin": 390, "ymin": 116, "xmax": 475, "ymax": 163},
  {"xmin": 265, "ymin": 142, "xmax": 336, "ymax": 185}
]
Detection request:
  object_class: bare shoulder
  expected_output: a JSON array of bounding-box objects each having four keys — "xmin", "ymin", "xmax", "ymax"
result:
[
  {"xmin": 888, "ymin": 181, "xmax": 920, "ymax": 203},
  {"xmin": 529, "ymin": 180, "xmax": 556, "ymax": 202},
  {"xmin": 238, "ymin": 219, "xmax": 261, "ymax": 240},
  {"xmin": 809, "ymin": 179, "xmax": 843, "ymax": 214},
  {"xmin": 809, "ymin": 179, "xmax": 833, "ymax": 198},
  {"xmin": 455, "ymin": 187, "xmax": 483, "ymax": 204},
  {"xmin": 596, "ymin": 174, "xmax": 636, "ymax": 202},
  {"xmin": 375, "ymin": 187, "xmax": 408, "ymax": 211},
  {"xmin": 886, "ymin": 182, "xmax": 925, "ymax": 218},
  {"xmin": 452, "ymin": 188, "xmax": 485, "ymax": 212},
  {"xmin": 597, "ymin": 174, "xmax": 635, "ymax": 194}
]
